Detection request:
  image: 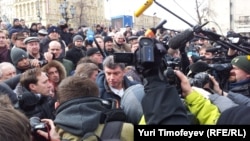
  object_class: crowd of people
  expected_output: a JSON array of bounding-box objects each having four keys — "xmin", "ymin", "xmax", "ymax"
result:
[{"xmin": 0, "ymin": 17, "xmax": 250, "ymax": 141}]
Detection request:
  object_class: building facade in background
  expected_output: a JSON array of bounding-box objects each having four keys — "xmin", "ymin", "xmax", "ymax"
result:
[{"xmin": 207, "ymin": 0, "xmax": 250, "ymax": 36}]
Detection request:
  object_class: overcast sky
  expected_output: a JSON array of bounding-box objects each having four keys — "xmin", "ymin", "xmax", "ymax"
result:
[{"xmin": 104, "ymin": 0, "xmax": 207, "ymax": 30}]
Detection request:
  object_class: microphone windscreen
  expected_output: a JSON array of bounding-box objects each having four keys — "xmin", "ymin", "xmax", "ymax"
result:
[
  {"xmin": 206, "ymin": 47, "xmax": 220, "ymax": 53},
  {"xmin": 168, "ymin": 29, "xmax": 194, "ymax": 50},
  {"xmin": 189, "ymin": 61, "xmax": 209, "ymax": 74}
]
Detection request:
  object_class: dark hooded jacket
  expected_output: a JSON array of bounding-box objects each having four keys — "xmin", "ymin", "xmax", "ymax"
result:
[
  {"xmin": 228, "ymin": 79, "xmax": 250, "ymax": 98},
  {"xmin": 54, "ymin": 97, "xmax": 127, "ymax": 136},
  {"xmin": 96, "ymin": 71, "xmax": 138, "ymax": 105},
  {"xmin": 217, "ymin": 105, "xmax": 250, "ymax": 125},
  {"xmin": 16, "ymin": 92, "xmax": 56, "ymax": 119}
]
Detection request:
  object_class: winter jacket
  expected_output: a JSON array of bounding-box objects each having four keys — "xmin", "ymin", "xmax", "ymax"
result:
[{"xmin": 96, "ymin": 71, "xmax": 138, "ymax": 105}]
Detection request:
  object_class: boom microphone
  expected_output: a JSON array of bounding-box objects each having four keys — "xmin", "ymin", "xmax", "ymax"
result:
[
  {"xmin": 134, "ymin": 0, "xmax": 154, "ymax": 17},
  {"xmin": 206, "ymin": 46, "xmax": 222, "ymax": 53},
  {"xmin": 155, "ymin": 19, "xmax": 167, "ymax": 30},
  {"xmin": 168, "ymin": 29, "xmax": 194, "ymax": 50}
]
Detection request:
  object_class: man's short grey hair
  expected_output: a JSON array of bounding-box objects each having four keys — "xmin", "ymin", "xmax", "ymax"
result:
[
  {"xmin": 0, "ymin": 62, "xmax": 16, "ymax": 78},
  {"xmin": 102, "ymin": 55, "xmax": 125, "ymax": 70}
]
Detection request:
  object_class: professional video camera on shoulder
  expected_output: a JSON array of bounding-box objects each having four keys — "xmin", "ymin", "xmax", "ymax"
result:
[
  {"xmin": 114, "ymin": 20, "xmax": 168, "ymax": 73},
  {"xmin": 114, "ymin": 37, "xmax": 164, "ymax": 73}
]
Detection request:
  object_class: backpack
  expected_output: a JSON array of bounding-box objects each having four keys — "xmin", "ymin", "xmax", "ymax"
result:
[
  {"xmin": 60, "ymin": 99, "xmax": 134, "ymax": 141},
  {"xmin": 79, "ymin": 108, "xmax": 134, "ymax": 141},
  {"xmin": 60, "ymin": 121, "xmax": 134, "ymax": 141},
  {"xmin": 81, "ymin": 121, "xmax": 124, "ymax": 141}
]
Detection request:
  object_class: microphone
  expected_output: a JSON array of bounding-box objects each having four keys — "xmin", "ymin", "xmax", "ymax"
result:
[
  {"xmin": 134, "ymin": 0, "xmax": 154, "ymax": 17},
  {"xmin": 145, "ymin": 19, "xmax": 167, "ymax": 38},
  {"xmin": 168, "ymin": 29, "xmax": 194, "ymax": 50},
  {"xmin": 189, "ymin": 61, "xmax": 209, "ymax": 74},
  {"xmin": 206, "ymin": 46, "xmax": 222, "ymax": 53},
  {"xmin": 155, "ymin": 19, "xmax": 167, "ymax": 30}
]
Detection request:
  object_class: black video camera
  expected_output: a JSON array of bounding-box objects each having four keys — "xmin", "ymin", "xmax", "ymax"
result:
[
  {"xmin": 114, "ymin": 37, "xmax": 167, "ymax": 74},
  {"xmin": 189, "ymin": 72, "xmax": 210, "ymax": 88}
]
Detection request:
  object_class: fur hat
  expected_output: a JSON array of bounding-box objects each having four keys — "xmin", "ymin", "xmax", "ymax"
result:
[
  {"xmin": 73, "ymin": 35, "xmax": 83, "ymax": 43},
  {"xmin": 11, "ymin": 47, "xmax": 28, "ymax": 66},
  {"xmin": 13, "ymin": 18, "xmax": 19, "ymax": 23},
  {"xmin": 86, "ymin": 48, "xmax": 100, "ymax": 56},
  {"xmin": 231, "ymin": 55, "xmax": 250, "ymax": 74},
  {"xmin": 104, "ymin": 36, "xmax": 113, "ymax": 44},
  {"xmin": 47, "ymin": 26, "xmax": 60, "ymax": 34}
]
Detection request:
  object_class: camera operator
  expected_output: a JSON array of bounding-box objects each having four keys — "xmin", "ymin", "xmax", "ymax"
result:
[
  {"xmin": 136, "ymin": 36, "xmax": 232, "ymax": 125},
  {"xmin": 137, "ymin": 37, "xmax": 190, "ymax": 124},
  {"xmin": 210, "ymin": 55, "xmax": 250, "ymax": 98},
  {"xmin": 141, "ymin": 68, "xmax": 191, "ymax": 125}
]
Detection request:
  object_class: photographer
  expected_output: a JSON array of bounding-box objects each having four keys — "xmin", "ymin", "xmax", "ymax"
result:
[
  {"xmin": 0, "ymin": 106, "xmax": 60, "ymax": 141},
  {"xmin": 210, "ymin": 55, "xmax": 250, "ymax": 98},
  {"xmin": 35, "ymin": 118, "xmax": 61, "ymax": 141}
]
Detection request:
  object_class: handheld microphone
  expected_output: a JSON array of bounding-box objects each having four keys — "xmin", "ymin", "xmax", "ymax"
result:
[
  {"xmin": 134, "ymin": 0, "xmax": 154, "ymax": 17},
  {"xmin": 168, "ymin": 29, "xmax": 194, "ymax": 50},
  {"xmin": 145, "ymin": 19, "xmax": 167, "ymax": 38}
]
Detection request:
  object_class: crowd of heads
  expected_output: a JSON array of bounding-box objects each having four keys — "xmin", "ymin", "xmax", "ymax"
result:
[{"xmin": 0, "ymin": 17, "xmax": 250, "ymax": 141}]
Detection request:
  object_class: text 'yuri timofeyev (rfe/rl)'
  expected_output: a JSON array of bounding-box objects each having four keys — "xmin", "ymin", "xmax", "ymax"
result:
[{"xmin": 134, "ymin": 126, "xmax": 249, "ymax": 140}]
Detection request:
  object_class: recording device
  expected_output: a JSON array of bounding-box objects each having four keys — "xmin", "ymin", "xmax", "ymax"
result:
[
  {"xmin": 114, "ymin": 37, "xmax": 156, "ymax": 71},
  {"xmin": 206, "ymin": 46, "xmax": 222, "ymax": 53},
  {"xmin": 189, "ymin": 72, "xmax": 210, "ymax": 88},
  {"xmin": 188, "ymin": 61, "xmax": 209, "ymax": 75},
  {"xmin": 30, "ymin": 117, "xmax": 49, "ymax": 141},
  {"xmin": 145, "ymin": 19, "xmax": 167, "ymax": 38},
  {"xmin": 134, "ymin": 0, "xmax": 154, "ymax": 17},
  {"xmin": 189, "ymin": 61, "xmax": 232, "ymax": 74},
  {"xmin": 167, "ymin": 22, "xmax": 210, "ymax": 50},
  {"xmin": 101, "ymin": 98, "xmax": 120, "ymax": 109},
  {"xmin": 168, "ymin": 29, "xmax": 194, "ymax": 50},
  {"xmin": 30, "ymin": 117, "xmax": 48, "ymax": 132}
]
